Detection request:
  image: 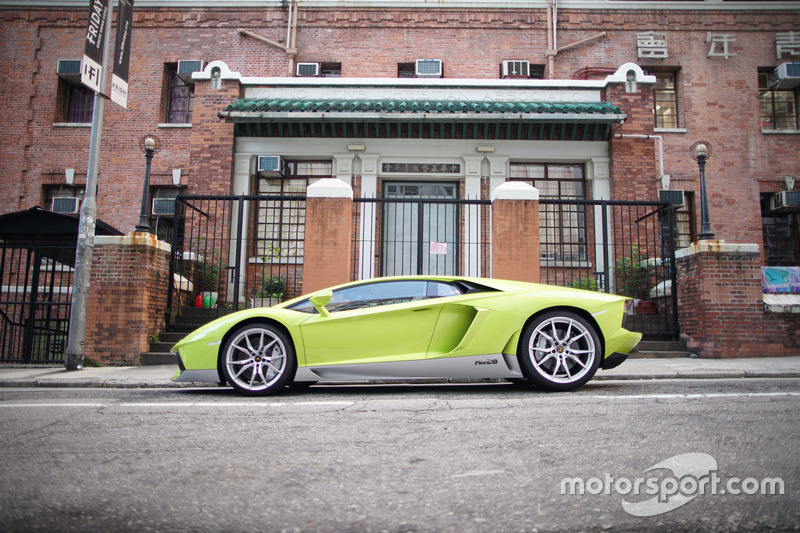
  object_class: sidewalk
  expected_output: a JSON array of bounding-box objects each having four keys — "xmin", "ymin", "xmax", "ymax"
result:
[{"xmin": 1, "ymin": 356, "xmax": 799, "ymax": 389}]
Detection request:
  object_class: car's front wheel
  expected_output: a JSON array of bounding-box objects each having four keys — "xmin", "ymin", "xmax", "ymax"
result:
[
  {"xmin": 221, "ymin": 322, "xmax": 296, "ymax": 396},
  {"xmin": 518, "ymin": 311, "xmax": 601, "ymax": 392}
]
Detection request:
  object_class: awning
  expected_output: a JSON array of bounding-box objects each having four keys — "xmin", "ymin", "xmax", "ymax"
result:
[
  {"xmin": 220, "ymin": 99, "xmax": 625, "ymax": 141},
  {"xmin": 0, "ymin": 206, "xmax": 123, "ymax": 266}
]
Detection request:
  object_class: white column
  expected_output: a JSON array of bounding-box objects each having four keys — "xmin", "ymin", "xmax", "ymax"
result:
[
  {"xmin": 229, "ymin": 153, "xmax": 254, "ymax": 304},
  {"xmin": 590, "ymin": 156, "xmax": 612, "ymax": 291},
  {"xmin": 487, "ymin": 156, "xmax": 509, "ymax": 196},
  {"xmin": 463, "ymin": 155, "xmax": 484, "ymax": 277},
  {"xmin": 357, "ymin": 154, "xmax": 380, "ymax": 280},
  {"xmin": 332, "ymin": 153, "xmax": 356, "ymax": 186}
]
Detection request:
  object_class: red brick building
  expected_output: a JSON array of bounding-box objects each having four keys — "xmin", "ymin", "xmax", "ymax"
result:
[{"xmin": 0, "ymin": 0, "xmax": 798, "ymax": 362}]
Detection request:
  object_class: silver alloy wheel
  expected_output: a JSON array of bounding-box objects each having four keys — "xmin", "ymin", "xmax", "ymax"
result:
[
  {"xmin": 224, "ymin": 325, "xmax": 288, "ymax": 392},
  {"xmin": 527, "ymin": 315, "xmax": 597, "ymax": 384}
]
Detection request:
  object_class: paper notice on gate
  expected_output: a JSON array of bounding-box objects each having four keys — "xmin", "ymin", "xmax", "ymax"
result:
[{"xmin": 430, "ymin": 242, "xmax": 448, "ymax": 255}]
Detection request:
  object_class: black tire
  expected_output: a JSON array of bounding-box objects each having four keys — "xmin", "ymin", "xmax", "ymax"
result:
[
  {"xmin": 518, "ymin": 311, "xmax": 601, "ymax": 392},
  {"xmin": 220, "ymin": 322, "xmax": 297, "ymax": 396}
]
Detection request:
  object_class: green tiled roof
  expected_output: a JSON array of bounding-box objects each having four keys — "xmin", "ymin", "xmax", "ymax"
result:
[
  {"xmin": 220, "ymin": 98, "xmax": 625, "ymax": 140},
  {"xmin": 225, "ymin": 99, "xmax": 621, "ymax": 115}
]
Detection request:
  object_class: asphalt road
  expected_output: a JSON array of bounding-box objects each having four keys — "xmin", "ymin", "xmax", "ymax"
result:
[{"xmin": 1, "ymin": 378, "xmax": 798, "ymax": 532}]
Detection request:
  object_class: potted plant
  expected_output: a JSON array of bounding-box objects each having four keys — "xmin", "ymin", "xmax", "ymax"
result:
[
  {"xmin": 250, "ymin": 275, "xmax": 286, "ymax": 308},
  {"xmin": 568, "ymin": 277, "xmax": 599, "ymax": 292},
  {"xmin": 614, "ymin": 244, "xmax": 655, "ymax": 314}
]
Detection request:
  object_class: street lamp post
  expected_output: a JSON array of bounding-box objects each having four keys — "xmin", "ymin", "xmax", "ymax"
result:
[
  {"xmin": 690, "ymin": 141, "xmax": 715, "ymax": 241},
  {"xmin": 135, "ymin": 135, "xmax": 160, "ymax": 233}
]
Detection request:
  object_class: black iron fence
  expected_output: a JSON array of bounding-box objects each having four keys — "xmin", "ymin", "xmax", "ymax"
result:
[
  {"xmin": 167, "ymin": 195, "xmax": 306, "ymax": 323},
  {"xmin": 0, "ymin": 245, "xmax": 74, "ymax": 364},
  {"xmin": 168, "ymin": 194, "xmax": 678, "ymax": 339},
  {"xmin": 539, "ymin": 199, "xmax": 679, "ymax": 339}
]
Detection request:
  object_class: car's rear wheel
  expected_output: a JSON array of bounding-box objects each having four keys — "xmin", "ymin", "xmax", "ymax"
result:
[
  {"xmin": 518, "ymin": 311, "xmax": 601, "ymax": 392},
  {"xmin": 221, "ymin": 323, "xmax": 296, "ymax": 396}
]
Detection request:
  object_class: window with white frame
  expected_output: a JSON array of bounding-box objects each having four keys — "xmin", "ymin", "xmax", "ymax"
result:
[
  {"xmin": 252, "ymin": 161, "xmax": 330, "ymax": 262},
  {"xmin": 164, "ymin": 64, "xmax": 194, "ymax": 124},
  {"xmin": 509, "ymin": 163, "xmax": 587, "ymax": 263},
  {"xmin": 653, "ymin": 71, "xmax": 679, "ymax": 129},
  {"xmin": 759, "ymin": 70, "xmax": 798, "ymax": 130}
]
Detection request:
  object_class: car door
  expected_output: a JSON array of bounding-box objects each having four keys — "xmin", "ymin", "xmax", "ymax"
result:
[{"xmin": 298, "ymin": 280, "xmax": 444, "ymax": 366}]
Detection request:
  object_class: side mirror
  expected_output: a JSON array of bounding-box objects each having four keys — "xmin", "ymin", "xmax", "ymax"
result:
[{"xmin": 309, "ymin": 291, "xmax": 333, "ymax": 318}]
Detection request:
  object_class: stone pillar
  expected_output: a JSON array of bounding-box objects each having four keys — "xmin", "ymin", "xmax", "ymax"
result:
[
  {"xmin": 302, "ymin": 179, "xmax": 353, "ymax": 294},
  {"xmin": 676, "ymin": 241, "xmax": 799, "ymax": 358},
  {"xmin": 491, "ymin": 181, "xmax": 540, "ymax": 283},
  {"xmin": 84, "ymin": 233, "xmax": 171, "ymax": 365}
]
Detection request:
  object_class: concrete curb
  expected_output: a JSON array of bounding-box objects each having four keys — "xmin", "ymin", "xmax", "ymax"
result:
[{"xmin": 0, "ymin": 357, "xmax": 799, "ymax": 389}]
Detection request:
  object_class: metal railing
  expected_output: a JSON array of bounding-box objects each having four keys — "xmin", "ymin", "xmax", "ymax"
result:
[
  {"xmin": 167, "ymin": 195, "xmax": 306, "ymax": 324},
  {"xmin": 0, "ymin": 245, "xmax": 74, "ymax": 364},
  {"xmin": 539, "ymin": 199, "xmax": 679, "ymax": 339}
]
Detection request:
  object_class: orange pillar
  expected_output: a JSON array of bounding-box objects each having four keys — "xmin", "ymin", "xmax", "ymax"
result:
[
  {"xmin": 302, "ymin": 179, "xmax": 353, "ymax": 294},
  {"xmin": 491, "ymin": 181, "xmax": 540, "ymax": 283}
]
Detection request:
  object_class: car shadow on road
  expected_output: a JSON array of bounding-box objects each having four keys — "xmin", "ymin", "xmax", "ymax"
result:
[{"xmin": 173, "ymin": 379, "xmax": 633, "ymax": 398}]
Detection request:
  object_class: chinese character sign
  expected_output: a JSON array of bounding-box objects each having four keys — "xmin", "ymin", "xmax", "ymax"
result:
[
  {"xmin": 706, "ymin": 33, "xmax": 737, "ymax": 59},
  {"xmin": 776, "ymin": 31, "xmax": 800, "ymax": 59},
  {"xmin": 637, "ymin": 32, "xmax": 668, "ymax": 59}
]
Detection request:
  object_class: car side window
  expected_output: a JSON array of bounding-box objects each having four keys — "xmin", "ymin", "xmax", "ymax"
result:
[
  {"xmin": 328, "ymin": 280, "xmax": 428, "ymax": 311},
  {"xmin": 427, "ymin": 281, "xmax": 462, "ymax": 298},
  {"xmin": 288, "ymin": 280, "xmax": 433, "ymax": 314}
]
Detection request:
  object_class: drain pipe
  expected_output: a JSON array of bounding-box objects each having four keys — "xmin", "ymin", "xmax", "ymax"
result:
[{"xmin": 614, "ymin": 133, "xmax": 666, "ymax": 186}]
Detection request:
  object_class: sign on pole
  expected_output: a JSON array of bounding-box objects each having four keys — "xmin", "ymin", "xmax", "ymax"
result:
[
  {"xmin": 81, "ymin": 0, "xmax": 111, "ymax": 93},
  {"xmin": 111, "ymin": 0, "xmax": 134, "ymax": 108}
]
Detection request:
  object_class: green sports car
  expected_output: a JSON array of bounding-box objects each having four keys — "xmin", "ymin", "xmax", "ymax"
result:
[{"xmin": 171, "ymin": 276, "xmax": 641, "ymax": 395}]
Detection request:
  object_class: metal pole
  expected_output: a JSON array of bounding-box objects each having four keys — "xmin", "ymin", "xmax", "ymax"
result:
[
  {"xmin": 65, "ymin": 2, "xmax": 114, "ymax": 370},
  {"xmin": 697, "ymin": 152, "xmax": 715, "ymax": 241},
  {"xmin": 135, "ymin": 141, "xmax": 154, "ymax": 232}
]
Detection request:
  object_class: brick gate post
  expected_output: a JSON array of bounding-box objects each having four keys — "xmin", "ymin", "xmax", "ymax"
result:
[
  {"xmin": 302, "ymin": 179, "xmax": 353, "ymax": 294},
  {"xmin": 491, "ymin": 181, "xmax": 540, "ymax": 283},
  {"xmin": 84, "ymin": 233, "xmax": 171, "ymax": 365}
]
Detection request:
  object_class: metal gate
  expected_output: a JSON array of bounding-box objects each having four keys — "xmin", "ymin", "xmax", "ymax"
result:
[
  {"xmin": 166, "ymin": 195, "xmax": 306, "ymax": 323},
  {"xmin": 0, "ymin": 244, "xmax": 75, "ymax": 364},
  {"xmin": 167, "ymin": 195, "xmax": 678, "ymax": 340},
  {"xmin": 539, "ymin": 199, "xmax": 679, "ymax": 339}
]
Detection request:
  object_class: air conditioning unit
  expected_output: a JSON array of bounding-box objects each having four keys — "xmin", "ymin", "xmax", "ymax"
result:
[
  {"xmin": 501, "ymin": 60, "xmax": 530, "ymax": 78},
  {"xmin": 415, "ymin": 59, "xmax": 443, "ymax": 78},
  {"xmin": 296, "ymin": 62, "xmax": 320, "ymax": 77},
  {"xmin": 658, "ymin": 189, "xmax": 685, "ymax": 208},
  {"xmin": 177, "ymin": 60, "xmax": 204, "ymax": 83},
  {"xmin": 51, "ymin": 197, "xmax": 80, "ymax": 214},
  {"xmin": 256, "ymin": 155, "xmax": 286, "ymax": 177},
  {"xmin": 770, "ymin": 190, "xmax": 800, "ymax": 212},
  {"xmin": 769, "ymin": 62, "xmax": 800, "ymax": 90},
  {"xmin": 152, "ymin": 198, "xmax": 177, "ymax": 216},
  {"xmin": 56, "ymin": 59, "xmax": 82, "ymax": 80}
]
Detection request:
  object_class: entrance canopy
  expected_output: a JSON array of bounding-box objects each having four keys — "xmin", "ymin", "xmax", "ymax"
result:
[
  {"xmin": 221, "ymin": 98, "xmax": 625, "ymax": 141},
  {"xmin": 204, "ymin": 61, "xmax": 652, "ymax": 142}
]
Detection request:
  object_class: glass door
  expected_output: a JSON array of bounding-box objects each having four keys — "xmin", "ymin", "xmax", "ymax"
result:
[{"xmin": 382, "ymin": 182, "xmax": 458, "ymax": 276}]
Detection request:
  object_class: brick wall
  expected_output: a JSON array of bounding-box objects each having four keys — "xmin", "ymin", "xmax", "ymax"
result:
[
  {"xmin": 84, "ymin": 233, "xmax": 170, "ymax": 364},
  {"xmin": 2, "ymin": 4, "xmax": 797, "ymax": 245},
  {"xmin": 676, "ymin": 242, "xmax": 800, "ymax": 358}
]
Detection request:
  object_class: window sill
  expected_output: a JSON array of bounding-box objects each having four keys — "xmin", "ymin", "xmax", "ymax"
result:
[
  {"xmin": 761, "ymin": 128, "xmax": 800, "ymax": 135},
  {"xmin": 654, "ymin": 128, "xmax": 687, "ymax": 134},
  {"xmin": 540, "ymin": 260, "xmax": 593, "ymax": 269},
  {"xmin": 248, "ymin": 256, "xmax": 302, "ymax": 265},
  {"xmin": 158, "ymin": 123, "xmax": 193, "ymax": 128},
  {"xmin": 53, "ymin": 123, "xmax": 92, "ymax": 128}
]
